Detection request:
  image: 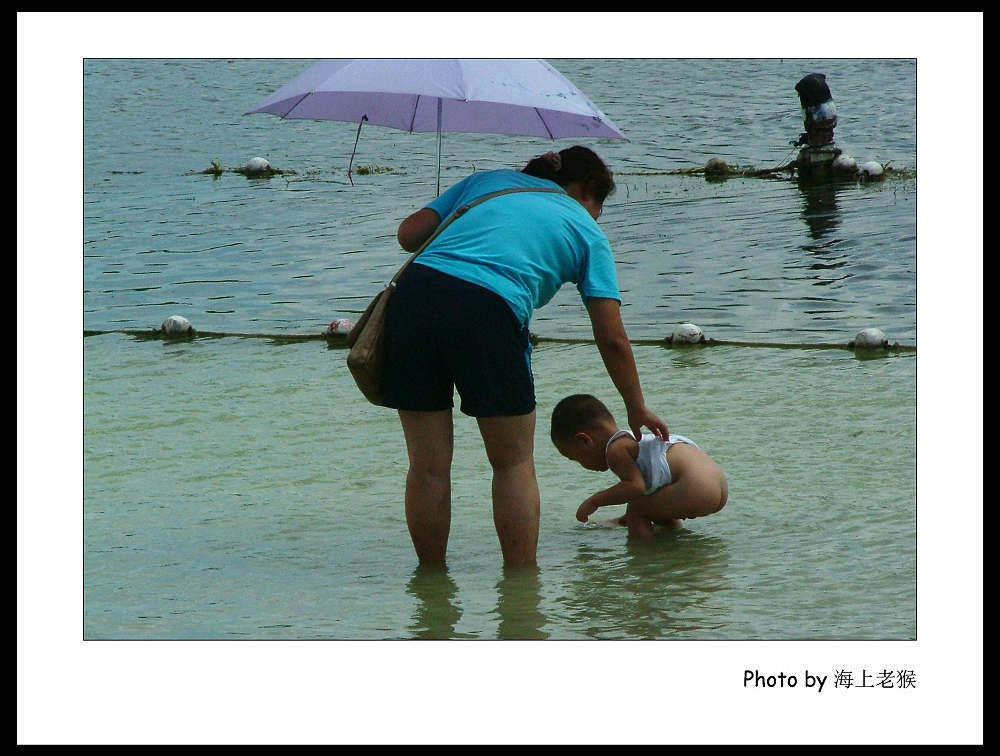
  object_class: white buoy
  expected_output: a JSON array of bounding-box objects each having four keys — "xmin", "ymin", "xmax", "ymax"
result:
[
  {"xmin": 832, "ymin": 154, "xmax": 857, "ymax": 175},
  {"xmin": 161, "ymin": 315, "xmax": 194, "ymax": 334},
  {"xmin": 671, "ymin": 323, "xmax": 705, "ymax": 344},
  {"xmin": 245, "ymin": 157, "xmax": 271, "ymax": 175},
  {"xmin": 859, "ymin": 161, "xmax": 884, "ymax": 180},
  {"xmin": 850, "ymin": 327, "xmax": 888, "ymax": 349},
  {"xmin": 326, "ymin": 318, "xmax": 355, "ymax": 336},
  {"xmin": 704, "ymin": 157, "xmax": 729, "ymax": 177}
]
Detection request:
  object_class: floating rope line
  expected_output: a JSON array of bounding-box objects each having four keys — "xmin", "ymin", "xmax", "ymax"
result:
[
  {"xmin": 617, "ymin": 162, "xmax": 796, "ymax": 179},
  {"xmin": 615, "ymin": 161, "xmax": 915, "ymax": 181},
  {"xmin": 536, "ymin": 335, "xmax": 914, "ymax": 353},
  {"xmin": 83, "ymin": 328, "xmax": 915, "ymax": 353}
]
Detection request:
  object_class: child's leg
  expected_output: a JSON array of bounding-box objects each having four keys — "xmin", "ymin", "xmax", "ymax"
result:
[
  {"xmin": 627, "ymin": 443, "xmax": 728, "ymax": 527},
  {"xmin": 621, "ymin": 506, "xmax": 682, "ymax": 540},
  {"xmin": 624, "ymin": 508, "xmax": 655, "ymax": 539}
]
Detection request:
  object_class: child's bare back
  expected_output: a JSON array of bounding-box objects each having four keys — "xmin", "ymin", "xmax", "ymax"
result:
[{"xmin": 620, "ymin": 437, "xmax": 727, "ymax": 537}]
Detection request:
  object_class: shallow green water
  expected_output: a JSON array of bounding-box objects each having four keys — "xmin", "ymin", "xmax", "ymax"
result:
[{"xmin": 84, "ymin": 333, "xmax": 915, "ymax": 639}]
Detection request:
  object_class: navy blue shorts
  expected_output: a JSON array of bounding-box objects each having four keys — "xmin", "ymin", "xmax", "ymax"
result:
[{"xmin": 380, "ymin": 262, "xmax": 535, "ymax": 417}]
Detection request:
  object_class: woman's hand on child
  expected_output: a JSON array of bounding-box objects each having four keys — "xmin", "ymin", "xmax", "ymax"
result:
[{"xmin": 627, "ymin": 404, "xmax": 669, "ymax": 441}]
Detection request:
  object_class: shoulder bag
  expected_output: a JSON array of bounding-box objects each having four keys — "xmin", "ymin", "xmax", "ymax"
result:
[{"xmin": 346, "ymin": 186, "xmax": 564, "ymax": 406}]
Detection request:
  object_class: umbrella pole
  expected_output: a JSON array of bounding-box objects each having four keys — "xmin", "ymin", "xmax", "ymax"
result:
[
  {"xmin": 436, "ymin": 98, "xmax": 443, "ymax": 196},
  {"xmin": 347, "ymin": 114, "xmax": 368, "ymax": 186}
]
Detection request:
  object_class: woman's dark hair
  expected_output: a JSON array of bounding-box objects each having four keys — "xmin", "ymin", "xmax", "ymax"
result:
[{"xmin": 523, "ymin": 145, "xmax": 616, "ymax": 204}]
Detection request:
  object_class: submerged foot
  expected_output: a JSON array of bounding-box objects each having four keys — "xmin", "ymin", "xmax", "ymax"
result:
[{"xmin": 587, "ymin": 515, "xmax": 628, "ymax": 528}]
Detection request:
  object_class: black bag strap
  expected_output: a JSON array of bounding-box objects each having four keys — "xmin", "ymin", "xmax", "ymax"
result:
[{"xmin": 388, "ymin": 185, "xmax": 567, "ymax": 287}]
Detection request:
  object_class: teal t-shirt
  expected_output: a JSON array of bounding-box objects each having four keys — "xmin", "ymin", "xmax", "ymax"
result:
[{"xmin": 417, "ymin": 169, "xmax": 620, "ymax": 327}]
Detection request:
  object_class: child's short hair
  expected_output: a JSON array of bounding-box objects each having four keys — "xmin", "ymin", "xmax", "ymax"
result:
[{"xmin": 550, "ymin": 394, "xmax": 615, "ymax": 444}]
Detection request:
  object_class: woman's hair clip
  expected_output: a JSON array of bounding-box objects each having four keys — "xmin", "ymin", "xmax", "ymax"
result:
[{"xmin": 540, "ymin": 150, "xmax": 562, "ymax": 172}]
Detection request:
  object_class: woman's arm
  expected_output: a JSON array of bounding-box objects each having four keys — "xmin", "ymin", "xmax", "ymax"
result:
[
  {"xmin": 397, "ymin": 208, "xmax": 442, "ymax": 252},
  {"xmin": 586, "ymin": 297, "xmax": 669, "ymax": 440}
]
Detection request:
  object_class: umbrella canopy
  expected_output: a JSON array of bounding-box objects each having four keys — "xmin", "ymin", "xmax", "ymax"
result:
[{"xmin": 245, "ymin": 58, "xmax": 626, "ymax": 193}]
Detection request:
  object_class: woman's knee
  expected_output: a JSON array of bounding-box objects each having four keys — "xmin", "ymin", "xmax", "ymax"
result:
[
  {"xmin": 407, "ymin": 466, "xmax": 451, "ymax": 491},
  {"xmin": 399, "ymin": 410, "xmax": 453, "ymax": 473},
  {"xmin": 477, "ymin": 413, "xmax": 536, "ymax": 471}
]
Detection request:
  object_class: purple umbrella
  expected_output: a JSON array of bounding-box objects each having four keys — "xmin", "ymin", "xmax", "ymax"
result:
[{"xmin": 245, "ymin": 58, "xmax": 626, "ymax": 193}]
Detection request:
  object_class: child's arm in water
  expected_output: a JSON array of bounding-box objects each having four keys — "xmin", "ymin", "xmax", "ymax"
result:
[{"xmin": 575, "ymin": 438, "xmax": 646, "ymax": 522}]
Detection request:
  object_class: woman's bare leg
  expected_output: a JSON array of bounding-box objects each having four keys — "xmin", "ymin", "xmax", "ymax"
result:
[
  {"xmin": 398, "ymin": 409, "xmax": 454, "ymax": 563},
  {"xmin": 477, "ymin": 412, "xmax": 539, "ymax": 567}
]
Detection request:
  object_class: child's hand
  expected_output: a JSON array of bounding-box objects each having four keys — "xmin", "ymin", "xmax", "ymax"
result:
[{"xmin": 576, "ymin": 498, "xmax": 600, "ymax": 523}]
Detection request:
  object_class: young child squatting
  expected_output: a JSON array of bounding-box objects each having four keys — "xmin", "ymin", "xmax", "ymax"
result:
[{"xmin": 551, "ymin": 394, "xmax": 727, "ymax": 539}]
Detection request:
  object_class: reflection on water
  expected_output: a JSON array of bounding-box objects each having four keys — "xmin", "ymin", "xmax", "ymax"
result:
[
  {"xmin": 405, "ymin": 564, "xmax": 466, "ymax": 640},
  {"xmin": 405, "ymin": 564, "xmax": 550, "ymax": 639},
  {"xmin": 667, "ymin": 346, "xmax": 712, "ymax": 369},
  {"xmin": 404, "ymin": 533, "xmax": 733, "ymax": 640},
  {"xmin": 494, "ymin": 566, "xmax": 549, "ymax": 640},
  {"xmin": 797, "ymin": 177, "xmax": 847, "ymax": 239},
  {"xmin": 851, "ymin": 347, "xmax": 896, "ymax": 362},
  {"xmin": 562, "ymin": 530, "xmax": 731, "ymax": 639}
]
